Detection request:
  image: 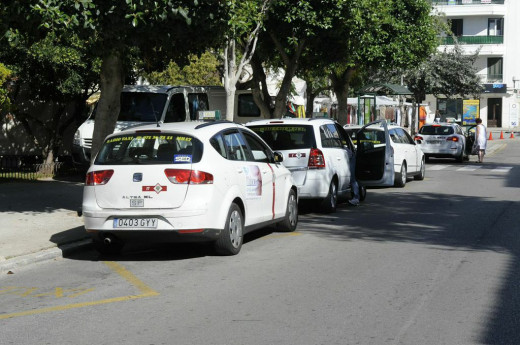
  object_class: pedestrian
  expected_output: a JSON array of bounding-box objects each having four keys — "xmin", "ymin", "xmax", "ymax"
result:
[
  {"xmin": 346, "ymin": 146, "xmax": 360, "ymax": 206},
  {"xmin": 475, "ymin": 118, "xmax": 487, "ymax": 163}
]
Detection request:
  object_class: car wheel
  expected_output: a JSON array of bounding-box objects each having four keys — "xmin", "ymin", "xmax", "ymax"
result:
[
  {"xmin": 414, "ymin": 158, "xmax": 425, "ymax": 181},
  {"xmin": 394, "ymin": 162, "xmax": 407, "ymax": 188},
  {"xmin": 214, "ymin": 203, "xmax": 243, "ymax": 255},
  {"xmin": 277, "ymin": 189, "xmax": 298, "ymax": 232},
  {"xmin": 456, "ymin": 149, "xmax": 464, "ymax": 163},
  {"xmin": 359, "ymin": 185, "xmax": 367, "ymax": 202},
  {"xmin": 321, "ymin": 179, "xmax": 338, "ymax": 213}
]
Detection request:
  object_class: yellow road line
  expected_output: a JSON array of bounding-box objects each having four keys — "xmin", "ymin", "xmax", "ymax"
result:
[{"xmin": 0, "ymin": 262, "xmax": 159, "ymax": 320}]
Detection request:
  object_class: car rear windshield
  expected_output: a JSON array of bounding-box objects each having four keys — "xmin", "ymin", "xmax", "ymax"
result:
[
  {"xmin": 248, "ymin": 125, "xmax": 316, "ymax": 150},
  {"xmin": 419, "ymin": 125, "xmax": 454, "ymax": 135},
  {"xmin": 95, "ymin": 132, "xmax": 203, "ymax": 165}
]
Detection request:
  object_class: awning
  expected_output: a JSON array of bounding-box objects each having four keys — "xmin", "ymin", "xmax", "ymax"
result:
[{"xmin": 357, "ymin": 83, "xmax": 412, "ymax": 96}]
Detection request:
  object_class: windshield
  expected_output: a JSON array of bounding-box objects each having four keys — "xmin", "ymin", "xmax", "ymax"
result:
[
  {"xmin": 95, "ymin": 132, "xmax": 203, "ymax": 165},
  {"xmin": 248, "ymin": 125, "xmax": 316, "ymax": 150},
  {"xmin": 419, "ymin": 125, "xmax": 454, "ymax": 135},
  {"xmin": 90, "ymin": 92, "xmax": 168, "ymax": 122}
]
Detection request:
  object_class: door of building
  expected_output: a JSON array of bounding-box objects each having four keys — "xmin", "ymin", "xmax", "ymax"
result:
[{"xmin": 487, "ymin": 98, "xmax": 502, "ymax": 127}]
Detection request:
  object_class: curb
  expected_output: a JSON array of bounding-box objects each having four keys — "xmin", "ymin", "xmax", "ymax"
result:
[{"xmin": 1, "ymin": 239, "xmax": 92, "ymax": 274}]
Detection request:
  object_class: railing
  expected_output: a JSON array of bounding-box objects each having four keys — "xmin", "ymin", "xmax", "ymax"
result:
[
  {"xmin": 0, "ymin": 155, "xmax": 79, "ymax": 180},
  {"xmin": 441, "ymin": 35, "xmax": 503, "ymax": 45},
  {"xmin": 431, "ymin": 0, "xmax": 504, "ymax": 5}
]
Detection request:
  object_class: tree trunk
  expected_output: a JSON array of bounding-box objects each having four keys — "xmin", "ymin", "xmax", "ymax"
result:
[
  {"xmin": 273, "ymin": 62, "xmax": 298, "ymax": 118},
  {"xmin": 250, "ymin": 53, "xmax": 273, "ymax": 118},
  {"xmin": 330, "ymin": 68, "xmax": 355, "ymax": 125},
  {"xmin": 91, "ymin": 52, "xmax": 124, "ymax": 163}
]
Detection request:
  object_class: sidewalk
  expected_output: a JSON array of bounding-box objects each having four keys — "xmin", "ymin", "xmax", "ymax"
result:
[
  {"xmin": 0, "ymin": 136, "xmax": 515, "ymax": 273},
  {"xmin": 0, "ymin": 177, "xmax": 91, "ymax": 273}
]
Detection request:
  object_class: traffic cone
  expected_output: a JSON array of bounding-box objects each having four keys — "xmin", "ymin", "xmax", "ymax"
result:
[
  {"xmin": 488, "ymin": 132, "xmax": 493, "ymax": 140},
  {"xmin": 500, "ymin": 131, "xmax": 504, "ymax": 139},
  {"xmin": 511, "ymin": 132, "xmax": 515, "ymax": 139}
]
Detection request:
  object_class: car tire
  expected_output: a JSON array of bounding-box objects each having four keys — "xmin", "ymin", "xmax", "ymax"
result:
[
  {"xmin": 414, "ymin": 158, "xmax": 425, "ymax": 181},
  {"xmin": 456, "ymin": 149, "xmax": 464, "ymax": 163},
  {"xmin": 277, "ymin": 189, "xmax": 298, "ymax": 232},
  {"xmin": 359, "ymin": 185, "xmax": 367, "ymax": 202},
  {"xmin": 321, "ymin": 179, "xmax": 338, "ymax": 213},
  {"xmin": 214, "ymin": 203, "xmax": 243, "ymax": 255},
  {"xmin": 394, "ymin": 162, "xmax": 407, "ymax": 188}
]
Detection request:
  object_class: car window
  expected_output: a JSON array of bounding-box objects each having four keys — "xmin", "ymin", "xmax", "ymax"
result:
[
  {"xmin": 210, "ymin": 134, "xmax": 228, "ymax": 159},
  {"xmin": 242, "ymin": 131, "xmax": 272, "ymax": 163},
  {"xmin": 95, "ymin": 132, "xmax": 202, "ymax": 165},
  {"xmin": 164, "ymin": 93, "xmax": 186, "ymax": 122},
  {"xmin": 320, "ymin": 124, "xmax": 343, "ymax": 148},
  {"xmin": 187, "ymin": 93, "xmax": 209, "ymax": 121},
  {"xmin": 395, "ymin": 128, "xmax": 414, "ymax": 144},
  {"xmin": 248, "ymin": 125, "xmax": 315, "ymax": 150},
  {"xmin": 336, "ymin": 124, "xmax": 355, "ymax": 151},
  {"xmin": 222, "ymin": 131, "xmax": 248, "ymax": 161},
  {"xmin": 419, "ymin": 125, "xmax": 455, "ymax": 135}
]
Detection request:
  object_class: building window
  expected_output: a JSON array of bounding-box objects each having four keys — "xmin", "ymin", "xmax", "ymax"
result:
[
  {"xmin": 450, "ymin": 19, "xmax": 463, "ymax": 37},
  {"xmin": 488, "ymin": 18, "xmax": 504, "ymax": 36},
  {"xmin": 487, "ymin": 57, "xmax": 503, "ymax": 82}
]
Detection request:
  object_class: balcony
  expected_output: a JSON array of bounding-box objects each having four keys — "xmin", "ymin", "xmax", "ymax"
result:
[
  {"xmin": 441, "ymin": 35, "xmax": 503, "ymax": 44},
  {"xmin": 477, "ymin": 73, "xmax": 503, "ymax": 83},
  {"xmin": 431, "ymin": 0, "xmax": 504, "ymax": 4}
]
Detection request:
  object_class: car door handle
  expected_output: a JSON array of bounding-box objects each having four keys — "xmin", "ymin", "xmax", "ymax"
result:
[
  {"xmin": 237, "ymin": 169, "xmax": 244, "ymax": 174},
  {"xmin": 262, "ymin": 169, "xmax": 269, "ymax": 174}
]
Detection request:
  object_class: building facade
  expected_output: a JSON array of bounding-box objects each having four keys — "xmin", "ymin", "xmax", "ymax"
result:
[{"xmin": 428, "ymin": 0, "xmax": 520, "ymax": 129}]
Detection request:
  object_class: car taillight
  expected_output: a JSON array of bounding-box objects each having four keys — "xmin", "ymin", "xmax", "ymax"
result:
[
  {"xmin": 447, "ymin": 136, "xmax": 459, "ymax": 142},
  {"xmin": 85, "ymin": 170, "xmax": 114, "ymax": 186},
  {"xmin": 308, "ymin": 148, "xmax": 325, "ymax": 169},
  {"xmin": 414, "ymin": 135, "xmax": 423, "ymax": 141},
  {"xmin": 164, "ymin": 169, "xmax": 213, "ymax": 184}
]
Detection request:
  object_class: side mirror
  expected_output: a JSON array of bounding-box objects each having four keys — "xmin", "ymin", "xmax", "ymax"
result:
[{"xmin": 273, "ymin": 151, "xmax": 284, "ymax": 163}]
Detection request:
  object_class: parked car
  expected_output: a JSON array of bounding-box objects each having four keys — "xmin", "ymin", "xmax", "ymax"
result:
[
  {"xmin": 82, "ymin": 119, "xmax": 298, "ymax": 255},
  {"xmin": 414, "ymin": 123, "xmax": 467, "ymax": 162},
  {"xmin": 246, "ymin": 118, "xmax": 367, "ymax": 212},
  {"xmin": 346, "ymin": 121, "xmax": 425, "ymax": 188}
]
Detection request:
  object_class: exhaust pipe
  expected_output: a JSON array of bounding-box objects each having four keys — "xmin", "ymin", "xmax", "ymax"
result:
[{"xmin": 103, "ymin": 236, "xmax": 112, "ymax": 245}]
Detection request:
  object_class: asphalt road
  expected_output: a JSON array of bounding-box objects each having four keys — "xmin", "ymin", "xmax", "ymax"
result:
[{"xmin": 1, "ymin": 140, "xmax": 519, "ymax": 345}]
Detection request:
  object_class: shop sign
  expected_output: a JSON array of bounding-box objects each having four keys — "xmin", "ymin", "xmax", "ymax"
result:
[{"xmin": 483, "ymin": 83, "xmax": 507, "ymax": 93}]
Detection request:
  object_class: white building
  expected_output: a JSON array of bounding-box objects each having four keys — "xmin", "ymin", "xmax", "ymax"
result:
[{"xmin": 429, "ymin": 0, "xmax": 520, "ymax": 129}]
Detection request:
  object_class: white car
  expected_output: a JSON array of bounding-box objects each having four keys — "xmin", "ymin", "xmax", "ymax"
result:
[
  {"xmin": 82, "ymin": 120, "xmax": 298, "ymax": 255},
  {"xmin": 247, "ymin": 118, "xmax": 367, "ymax": 212},
  {"xmin": 346, "ymin": 120, "xmax": 425, "ymax": 188},
  {"xmin": 414, "ymin": 123, "xmax": 467, "ymax": 162}
]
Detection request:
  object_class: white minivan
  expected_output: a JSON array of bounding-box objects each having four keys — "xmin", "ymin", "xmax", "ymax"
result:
[{"xmin": 73, "ymin": 85, "xmax": 262, "ymax": 168}]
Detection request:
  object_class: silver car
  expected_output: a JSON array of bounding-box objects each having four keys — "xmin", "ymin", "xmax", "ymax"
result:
[{"xmin": 414, "ymin": 123, "xmax": 467, "ymax": 162}]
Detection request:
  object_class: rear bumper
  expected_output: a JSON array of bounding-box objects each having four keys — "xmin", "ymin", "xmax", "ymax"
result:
[
  {"xmin": 296, "ymin": 169, "xmax": 331, "ymax": 199},
  {"xmin": 420, "ymin": 145, "xmax": 463, "ymax": 158}
]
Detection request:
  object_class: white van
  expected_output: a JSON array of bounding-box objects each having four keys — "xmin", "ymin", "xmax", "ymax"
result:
[{"xmin": 72, "ymin": 85, "xmax": 262, "ymax": 168}]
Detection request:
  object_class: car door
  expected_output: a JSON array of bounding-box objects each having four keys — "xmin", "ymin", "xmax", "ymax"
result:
[
  {"xmin": 395, "ymin": 128, "xmax": 419, "ymax": 173},
  {"xmin": 355, "ymin": 120, "xmax": 394, "ymax": 187},
  {"xmin": 319, "ymin": 123, "xmax": 351, "ymax": 195},
  {"xmin": 240, "ymin": 130, "xmax": 277, "ymax": 222}
]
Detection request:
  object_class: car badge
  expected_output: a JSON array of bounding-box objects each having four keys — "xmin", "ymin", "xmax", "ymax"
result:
[{"xmin": 133, "ymin": 173, "xmax": 143, "ymax": 182}]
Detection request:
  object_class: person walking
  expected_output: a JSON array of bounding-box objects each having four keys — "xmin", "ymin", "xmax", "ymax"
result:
[{"xmin": 475, "ymin": 118, "xmax": 487, "ymax": 163}]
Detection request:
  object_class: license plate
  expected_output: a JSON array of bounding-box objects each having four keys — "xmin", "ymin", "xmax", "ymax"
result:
[
  {"xmin": 130, "ymin": 199, "xmax": 144, "ymax": 207},
  {"xmin": 113, "ymin": 218, "xmax": 158, "ymax": 229},
  {"xmin": 427, "ymin": 140, "xmax": 442, "ymax": 144}
]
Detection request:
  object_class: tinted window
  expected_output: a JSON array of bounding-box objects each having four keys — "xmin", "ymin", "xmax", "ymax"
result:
[
  {"xmin": 419, "ymin": 125, "xmax": 455, "ymax": 135},
  {"xmin": 222, "ymin": 131, "xmax": 248, "ymax": 161},
  {"xmin": 95, "ymin": 132, "xmax": 202, "ymax": 165},
  {"xmin": 242, "ymin": 132, "xmax": 272, "ymax": 163},
  {"xmin": 249, "ymin": 125, "xmax": 315, "ymax": 150},
  {"xmin": 118, "ymin": 92, "xmax": 167, "ymax": 122},
  {"xmin": 320, "ymin": 124, "xmax": 343, "ymax": 148},
  {"xmin": 164, "ymin": 93, "xmax": 186, "ymax": 122},
  {"xmin": 237, "ymin": 94, "xmax": 261, "ymax": 117},
  {"xmin": 188, "ymin": 93, "xmax": 209, "ymax": 120}
]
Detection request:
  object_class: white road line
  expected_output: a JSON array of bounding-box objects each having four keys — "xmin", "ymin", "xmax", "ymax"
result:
[
  {"xmin": 428, "ymin": 165, "xmax": 451, "ymax": 171},
  {"xmin": 457, "ymin": 165, "xmax": 482, "ymax": 171},
  {"xmin": 490, "ymin": 166, "xmax": 513, "ymax": 173}
]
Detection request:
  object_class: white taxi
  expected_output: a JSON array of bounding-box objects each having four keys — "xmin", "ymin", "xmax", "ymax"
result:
[{"xmin": 82, "ymin": 120, "xmax": 298, "ymax": 255}]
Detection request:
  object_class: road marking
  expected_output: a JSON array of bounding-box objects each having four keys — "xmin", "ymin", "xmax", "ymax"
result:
[
  {"xmin": 0, "ymin": 262, "xmax": 159, "ymax": 320},
  {"xmin": 263, "ymin": 232, "xmax": 301, "ymax": 240},
  {"xmin": 0, "ymin": 286, "xmax": 95, "ymax": 298},
  {"xmin": 428, "ymin": 165, "xmax": 451, "ymax": 171},
  {"xmin": 491, "ymin": 166, "xmax": 513, "ymax": 173},
  {"xmin": 457, "ymin": 165, "xmax": 482, "ymax": 171}
]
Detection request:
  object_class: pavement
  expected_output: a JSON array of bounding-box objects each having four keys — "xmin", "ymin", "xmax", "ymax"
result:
[{"xmin": 0, "ymin": 132, "xmax": 515, "ymax": 273}]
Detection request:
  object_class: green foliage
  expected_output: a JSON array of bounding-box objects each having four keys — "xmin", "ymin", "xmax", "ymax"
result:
[
  {"xmin": 0, "ymin": 62, "xmax": 13, "ymax": 114},
  {"xmin": 145, "ymin": 52, "xmax": 222, "ymax": 86}
]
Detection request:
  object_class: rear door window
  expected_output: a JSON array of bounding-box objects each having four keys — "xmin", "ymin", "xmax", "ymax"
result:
[
  {"xmin": 320, "ymin": 124, "xmax": 343, "ymax": 148},
  {"xmin": 419, "ymin": 125, "xmax": 454, "ymax": 135},
  {"xmin": 95, "ymin": 132, "xmax": 202, "ymax": 165},
  {"xmin": 248, "ymin": 125, "xmax": 315, "ymax": 150}
]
